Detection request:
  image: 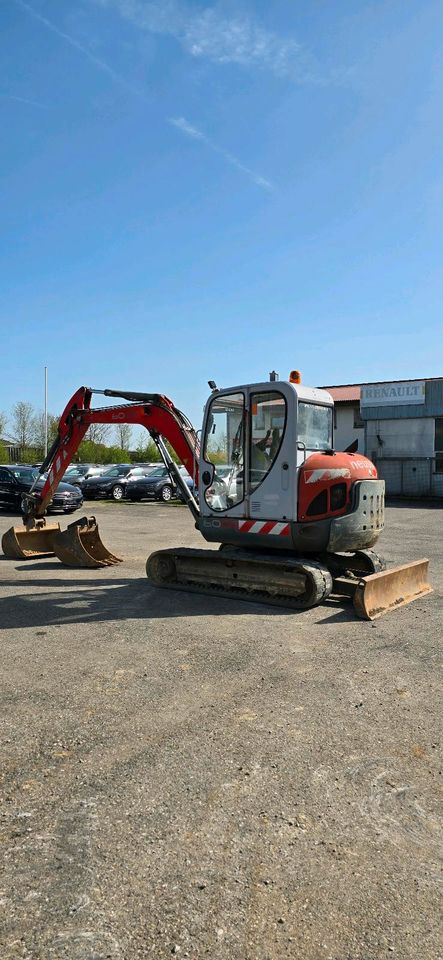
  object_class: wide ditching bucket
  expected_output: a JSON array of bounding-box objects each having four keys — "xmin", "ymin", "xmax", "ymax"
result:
[
  {"xmin": 2, "ymin": 516, "xmax": 122, "ymax": 569},
  {"xmin": 1, "ymin": 519, "xmax": 61, "ymax": 559},
  {"xmin": 51, "ymin": 517, "xmax": 122, "ymax": 568},
  {"xmin": 353, "ymin": 559, "xmax": 432, "ymax": 620}
]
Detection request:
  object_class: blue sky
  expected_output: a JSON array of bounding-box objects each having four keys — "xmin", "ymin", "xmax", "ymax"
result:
[{"xmin": 1, "ymin": 0, "xmax": 442, "ymax": 436}]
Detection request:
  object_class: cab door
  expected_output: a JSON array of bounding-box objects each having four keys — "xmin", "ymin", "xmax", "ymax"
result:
[
  {"xmin": 246, "ymin": 385, "xmax": 295, "ymax": 521},
  {"xmin": 199, "ymin": 390, "xmax": 246, "ymax": 517}
]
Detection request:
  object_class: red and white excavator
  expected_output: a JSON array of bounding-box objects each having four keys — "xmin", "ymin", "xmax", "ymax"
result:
[{"xmin": 2, "ymin": 370, "xmax": 431, "ymax": 619}]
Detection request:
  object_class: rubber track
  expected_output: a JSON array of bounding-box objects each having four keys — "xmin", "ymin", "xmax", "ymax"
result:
[{"xmin": 146, "ymin": 547, "xmax": 333, "ymax": 611}]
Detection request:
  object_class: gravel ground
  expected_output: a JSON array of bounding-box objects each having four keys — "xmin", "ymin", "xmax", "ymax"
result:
[{"xmin": 0, "ymin": 500, "xmax": 441, "ymax": 960}]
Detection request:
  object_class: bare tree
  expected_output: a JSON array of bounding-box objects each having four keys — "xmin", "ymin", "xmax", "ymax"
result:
[
  {"xmin": 84, "ymin": 422, "xmax": 112, "ymax": 445},
  {"xmin": 0, "ymin": 410, "xmax": 6, "ymax": 438},
  {"xmin": 115, "ymin": 423, "xmax": 132, "ymax": 450},
  {"xmin": 33, "ymin": 412, "xmax": 59, "ymax": 450},
  {"xmin": 11, "ymin": 401, "xmax": 35, "ymax": 448}
]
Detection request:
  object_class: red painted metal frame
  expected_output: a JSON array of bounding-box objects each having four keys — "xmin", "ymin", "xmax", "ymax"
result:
[
  {"xmin": 298, "ymin": 451, "xmax": 378, "ymax": 522},
  {"xmin": 33, "ymin": 387, "xmax": 200, "ymax": 518}
]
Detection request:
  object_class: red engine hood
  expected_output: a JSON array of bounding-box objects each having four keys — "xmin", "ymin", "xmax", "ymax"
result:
[
  {"xmin": 298, "ymin": 452, "xmax": 378, "ymax": 522},
  {"xmin": 301, "ymin": 452, "xmax": 378, "ymax": 484}
]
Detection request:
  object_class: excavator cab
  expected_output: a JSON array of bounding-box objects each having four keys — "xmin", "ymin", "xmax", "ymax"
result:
[{"xmin": 197, "ymin": 380, "xmax": 349, "ymax": 549}]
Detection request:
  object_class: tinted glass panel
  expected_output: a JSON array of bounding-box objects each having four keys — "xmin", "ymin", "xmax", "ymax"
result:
[
  {"xmin": 298, "ymin": 403, "xmax": 332, "ymax": 450},
  {"xmin": 435, "ymin": 418, "xmax": 443, "ymax": 451},
  {"xmin": 249, "ymin": 391, "xmax": 286, "ymax": 492},
  {"xmin": 204, "ymin": 392, "xmax": 244, "ymax": 511},
  {"xmin": 11, "ymin": 468, "xmax": 37, "ymax": 482}
]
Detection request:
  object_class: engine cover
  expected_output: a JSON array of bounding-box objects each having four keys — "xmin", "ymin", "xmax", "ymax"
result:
[{"xmin": 298, "ymin": 452, "xmax": 378, "ymax": 521}]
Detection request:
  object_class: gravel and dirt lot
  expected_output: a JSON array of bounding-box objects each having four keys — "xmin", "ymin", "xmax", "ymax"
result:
[{"xmin": 0, "ymin": 501, "xmax": 441, "ymax": 960}]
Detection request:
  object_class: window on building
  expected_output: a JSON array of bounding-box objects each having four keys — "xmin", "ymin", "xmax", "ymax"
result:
[
  {"xmin": 353, "ymin": 405, "xmax": 364, "ymax": 429},
  {"xmin": 435, "ymin": 418, "xmax": 443, "ymax": 473}
]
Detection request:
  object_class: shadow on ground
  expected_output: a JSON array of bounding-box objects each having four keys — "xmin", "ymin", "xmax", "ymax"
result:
[{"xmin": 0, "ymin": 575, "xmax": 355, "ymax": 629}]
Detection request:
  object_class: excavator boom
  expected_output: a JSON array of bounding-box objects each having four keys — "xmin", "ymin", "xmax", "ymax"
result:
[{"xmin": 2, "ymin": 386, "xmax": 200, "ymax": 566}]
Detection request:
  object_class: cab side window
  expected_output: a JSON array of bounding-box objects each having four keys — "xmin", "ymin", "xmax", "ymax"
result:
[{"xmin": 249, "ymin": 392, "xmax": 286, "ymax": 492}]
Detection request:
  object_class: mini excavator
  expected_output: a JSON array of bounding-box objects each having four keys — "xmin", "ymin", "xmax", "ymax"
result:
[{"xmin": 2, "ymin": 371, "xmax": 431, "ymax": 619}]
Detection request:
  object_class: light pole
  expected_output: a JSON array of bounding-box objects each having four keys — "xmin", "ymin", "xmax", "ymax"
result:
[{"xmin": 44, "ymin": 366, "xmax": 48, "ymax": 458}]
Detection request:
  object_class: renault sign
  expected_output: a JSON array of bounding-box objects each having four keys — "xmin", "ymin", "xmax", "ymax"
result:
[{"xmin": 361, "ymin": 381, "xmax": 425, "ymax": 406}]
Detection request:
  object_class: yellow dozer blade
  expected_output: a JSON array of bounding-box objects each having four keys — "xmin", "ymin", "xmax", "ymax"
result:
[
  {"xmin": 353, "ymin": 559, "xmax": 432, "ymax": 620},
  {"xmin": 1, "ymin": 518, "xmax": 61, "ymax": 559},
  {"xmin": 2, "ymin": 516, "xmax": 122, "ymax": 568}
]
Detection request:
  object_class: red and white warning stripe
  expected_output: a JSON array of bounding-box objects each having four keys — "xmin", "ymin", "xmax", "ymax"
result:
[{"xmin": 237, "ymin": 519, "xmax": 290, "ymax": 536}]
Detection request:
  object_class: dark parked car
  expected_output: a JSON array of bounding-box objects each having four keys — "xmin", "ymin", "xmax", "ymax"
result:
[
  {"xmin": 125, "ymin": 466, "xmax": 193, "ymax": 502},
  {"xmin": 0, "ymin": 465, "xmax": 84, "ymax": 514},
  {"xmin": 63, "ymin": 464, "xmax": 107, "ymax": 490},
  {"xmin": 82, "ymin": 465, "xmax": 152, "ymax": 501}
]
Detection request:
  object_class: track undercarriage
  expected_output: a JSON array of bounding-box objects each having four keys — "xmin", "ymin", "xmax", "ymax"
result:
[{"xmin": 146, "ymin": 545, "xmax": 431, "ymax": 620}]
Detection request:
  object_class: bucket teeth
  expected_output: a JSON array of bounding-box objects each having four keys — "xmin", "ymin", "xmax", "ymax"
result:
[{"xmin": 353, "ymin": 559, "xmax": 432, "ymax": 620}]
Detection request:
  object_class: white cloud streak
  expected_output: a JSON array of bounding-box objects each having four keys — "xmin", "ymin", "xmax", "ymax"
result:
[
  {"xmin": 94, "ymin": 0, "xmax": 318, "ymax": 82},
  {"xmin": 169, "ymin": 116, "xmax": 273, "ymax": 191},
  {"xmin": 14, "ymin": 0, "xmax": 149, "ymax": 100},
  {"xmin": 14, "ymin": 0, "xmax": 274, "ymax": 190},
  {"xmin": 0, "ymin": 92, "xmax": 46, "ymax": 108}
]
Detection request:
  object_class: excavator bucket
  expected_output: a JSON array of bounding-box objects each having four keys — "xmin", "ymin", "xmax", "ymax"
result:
[
  {"xmin": 51, "ymin": 516, "xmax": 122, "ymax": 568},
  {"xmin": 1, "ymin": 519, "xmax": 61, "ymax": 559},
  {"xmin": 353, "ymin": 559, "xmax": 432, "ymax": 620},
  {"xmin": 2, "ymin": 516, "xmax": 122, "ymax": 568}
]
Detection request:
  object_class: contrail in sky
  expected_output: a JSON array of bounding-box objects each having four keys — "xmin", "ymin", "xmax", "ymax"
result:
[
  {"xmin": 14, "ymin": 0, "xmax": 149, "ymax": 101},
  {"xmin": 169, "ymin": 116, "xmax": 274, "ymax": 191},
  {"xmin": 14, "ymin": 0, "xmax": 273, "ymax": 191},
  {"xmin": 0, "ymin": 92, "xmax": 46, "ymax": 108}
]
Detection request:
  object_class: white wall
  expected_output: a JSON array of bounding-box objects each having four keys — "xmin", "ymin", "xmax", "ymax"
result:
[
  {"xmin": 334, "ymin": 405, "xmax": 365, "ymax": 453},
  {"xmin": 365, "ymin": 417, "xmax": 434, "ymax": 459}
]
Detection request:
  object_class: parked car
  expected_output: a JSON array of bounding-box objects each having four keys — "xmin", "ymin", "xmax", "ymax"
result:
[
  {"xmin": 0, "ymin": 465, "xmax": 84, "ymax": 514},
  {"xmin": 82, "ymin": 465, "xmax": 153, "ymax": 501},
  {"xmin": 63, "ymin": 463, "xmax": 108, "ymax": 490},
  {"xmin": 125, "ymin": 465, "xmax": 183, "ymax": 502}
]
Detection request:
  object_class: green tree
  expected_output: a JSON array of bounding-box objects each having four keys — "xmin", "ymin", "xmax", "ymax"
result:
[
  {"xmin": 76, "ymin": 439, "xmax": 105, "ymax": 463},
  {"xmin": 133, "ymin": 432, "xmax": 161, "ymax": 464},
  {"xmin": 0, "ymin": 440, "xmax": 8, "ymax": 463},
  {"xmin": 102, "ymin": 446, "xmax": 129, "ymax": 464}
]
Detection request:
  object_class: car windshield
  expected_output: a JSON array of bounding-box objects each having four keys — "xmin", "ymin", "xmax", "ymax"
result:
[
  {"xmin": 11, "ymin": 467, "xmax": 39, "ymax": 483},
  {"xmin": 101, "ymin": 467, "xmax": 130, "ymax": 478},
  {"xmin": 66, "ymin": 466, "xmax": 87, "ymax": 476}
]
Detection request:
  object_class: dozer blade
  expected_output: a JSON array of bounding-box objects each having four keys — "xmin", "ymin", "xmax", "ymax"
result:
[
  {"xmin": 51, "ymin": 516, "xmax": 123, "ymax": 568},
  {"xmin": 353, "ymin": 559, "xmax": 432, "ymax": 620},
  {"xmin": 2, "ymin": 519, "xmax": 61, "ymax": 559}
]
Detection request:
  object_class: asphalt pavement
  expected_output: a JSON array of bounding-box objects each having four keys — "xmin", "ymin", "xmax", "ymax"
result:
[{"xmin": 0, "ymin": 500, "xmax": 442, "ymax": 959}]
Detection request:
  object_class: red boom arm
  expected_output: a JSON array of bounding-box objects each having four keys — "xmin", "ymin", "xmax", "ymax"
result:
[{"xmin": 28, "ymin": 387, "xmax": 200, "ymax": 519}]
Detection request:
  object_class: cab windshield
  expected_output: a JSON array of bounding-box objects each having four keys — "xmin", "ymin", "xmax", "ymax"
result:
[{"xmin": 298, "ymin": 402, "xmax": 333, "ymax": 450}]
